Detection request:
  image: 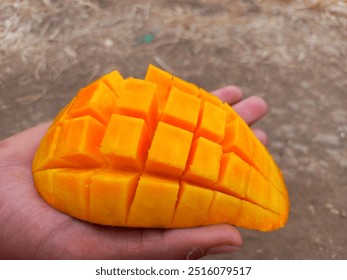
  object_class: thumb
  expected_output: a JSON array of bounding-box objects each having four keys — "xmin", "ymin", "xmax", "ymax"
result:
[
  {"xmin": 151, "ymin": 224, "xmax": 243, "ymax": 259},
  {"xmin": 116, "ymin": 224, "xmax": 242, "ymax": 259},
  {"xmin": 98, "ymin": 224, "xmax": 242, "ymax": 260}
]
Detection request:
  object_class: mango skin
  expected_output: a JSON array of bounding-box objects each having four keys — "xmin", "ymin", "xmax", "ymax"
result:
[{"xmin": 32, "ymin": 64, "xmax": 289, "ymax": 231}]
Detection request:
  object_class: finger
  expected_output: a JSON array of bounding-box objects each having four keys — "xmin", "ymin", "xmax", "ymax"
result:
[
  {"xmin": 140, "ymin": 224, "xmax": 242, "ymax": 260},
  {"xmin": 211, "ymin": 86, "xmax": 243, "ymax": 105},
  {"xmin": 161, "ymin": 224, "xmax": 242, "ymax": 259},
  {"xmin": 168, "ymin": 225, "xmax": 242, "ymax": 259},
  {"xmin": 232, "ymin": 96, "xmax": 268, "ymax": 126},
  {"xmin": 85, "ymin": 224, "xmax": 242, "ymax": 260},
  {"xmin": 252, "ymin": 128, "xmax": 268, "ymax": 146}
]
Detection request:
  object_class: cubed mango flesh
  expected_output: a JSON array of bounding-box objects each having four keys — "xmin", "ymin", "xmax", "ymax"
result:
[{"xmin": 32, "ymin": 64, "xmax": 289, "ymax": 231}]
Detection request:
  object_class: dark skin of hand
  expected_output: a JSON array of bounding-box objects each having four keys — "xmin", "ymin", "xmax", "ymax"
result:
[{"xmin": 0, "ymin": 86, "xmax": 268, "ymax": 260}]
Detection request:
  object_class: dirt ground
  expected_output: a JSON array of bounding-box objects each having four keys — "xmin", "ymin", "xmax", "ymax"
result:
[{"xmin": 1, "ymin": 0, "xmax": 347, "ymax": 259}]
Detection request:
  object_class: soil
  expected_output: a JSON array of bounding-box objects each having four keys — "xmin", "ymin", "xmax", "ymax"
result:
[{"xmin": 1, "ymin": 0, "xmax": 347, "ymax": 259}]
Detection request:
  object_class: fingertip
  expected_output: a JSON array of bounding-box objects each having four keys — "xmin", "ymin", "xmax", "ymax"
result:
[
  {"xmin": 233, "ymin": 96, "xmax": 268, "ymax": 125},
  {"xmin": 162, "ymin": 224, "xmax": 243, "ymax": 259},
  {"xmin": 214, "ymin": 223, "xmax": 243, "ymax": 248},
  {"xmin": 252, "ymin": 96, "xmax": 268, "ymax": 114},
  {"xmin": 252, "ymin": 128, "xmax": 268, "ymax": 146},
  {"xmin": 212, "ymin": 85, "xmax": 243, "ymax": 104},
  {"xmin": 187, "ymin": 224, "xmax": 243, "ymax": 259}
]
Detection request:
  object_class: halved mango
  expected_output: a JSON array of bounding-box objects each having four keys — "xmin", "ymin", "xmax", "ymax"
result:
[{"xmin": 32, "ymin": 64, "xmax": 289, "ymax": 231}]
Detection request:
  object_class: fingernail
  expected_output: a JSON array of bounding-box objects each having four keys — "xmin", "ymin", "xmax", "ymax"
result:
[
  {"xmin": 205, "ymin": 245, "xmax": 241, "ymax": 255},
  {"xmin": 186, "ymin": 247, "xmax": 205, "ymax": 260}
]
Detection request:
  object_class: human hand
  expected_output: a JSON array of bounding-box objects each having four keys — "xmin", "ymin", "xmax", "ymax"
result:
[{"xmin": 0, "ymin": 86, "xmax": 267, "ymax": 260}]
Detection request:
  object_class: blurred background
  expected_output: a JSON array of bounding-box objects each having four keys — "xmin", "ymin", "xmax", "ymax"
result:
[{"xmin": 1, "ymin": 0, "xmax": 346, "ymax": 259}]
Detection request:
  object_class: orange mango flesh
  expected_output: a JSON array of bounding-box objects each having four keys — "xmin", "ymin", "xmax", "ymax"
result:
[{"xmin": 32, "ymin": 64, "xmax": 289, "ymax": 231}]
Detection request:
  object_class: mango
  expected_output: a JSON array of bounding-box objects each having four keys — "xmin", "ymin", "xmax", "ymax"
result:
[{"xmin": 32, "ymin": 64, "xmax": 289, "ymax": 231}]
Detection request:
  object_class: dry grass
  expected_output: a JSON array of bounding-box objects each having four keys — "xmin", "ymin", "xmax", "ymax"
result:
[
  {"xmin": 1, "ymin": 0, "xmax": 124, "ymax": 84},
  {"xmin": 1, "ymin": 0, "xmax": 347, "ymax": 88},
  {"xmin": 301, "ymin": 0, "xmax": 346, "ymax": 9},
  {"xmin": 263, "ymin": 0, "xmax": 347, "ymax": 12}
]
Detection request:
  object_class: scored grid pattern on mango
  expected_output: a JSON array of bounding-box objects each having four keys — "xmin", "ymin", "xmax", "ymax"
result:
[{"xmin": 32, "ymin": 64, "xmax": 289, "ymax": 231}]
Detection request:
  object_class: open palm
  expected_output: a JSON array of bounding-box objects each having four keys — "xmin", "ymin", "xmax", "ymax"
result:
[{"xmin": 0, "ymin": 86, "xmax": 268, "ymax": 259}]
